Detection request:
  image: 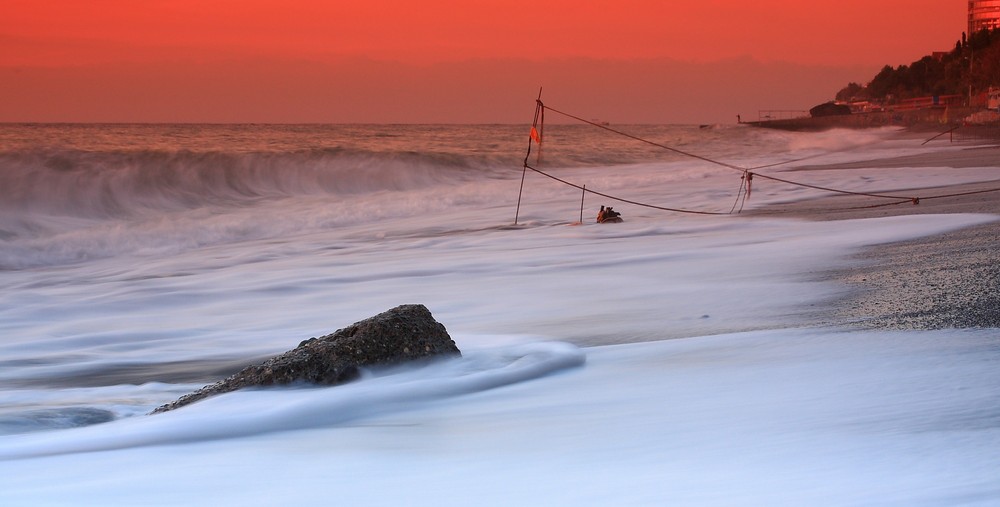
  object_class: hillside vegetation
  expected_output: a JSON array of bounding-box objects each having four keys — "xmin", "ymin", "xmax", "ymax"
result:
[{"xmin": 837, "ymin": 29, "xmax": 999, "ymax": 103}]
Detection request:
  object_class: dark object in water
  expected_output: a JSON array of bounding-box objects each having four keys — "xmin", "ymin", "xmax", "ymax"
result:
[
  {"xmin": 598, "ymin": 206, "xmax": 624, "ymax": 223},
  {"xmin": 150, "ymin": 304, "xmax": 461, "ymax": 414},
  {"xmin": 810, "ymin": 102, "xmax": 852, "ymax": 117}
]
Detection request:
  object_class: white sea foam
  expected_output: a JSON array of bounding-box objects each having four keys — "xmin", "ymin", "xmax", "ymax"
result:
[
  {"xmin": 0, "ymin": 342, "xmax": 585, "ymax": 459},
  {"xmin": 0, "ymin": 124, "xmax": 998, "ymax": 505}
]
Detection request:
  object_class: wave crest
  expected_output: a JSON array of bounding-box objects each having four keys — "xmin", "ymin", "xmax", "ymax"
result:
[{"xmin": 0, "ymin": 147, "xmax": 506, "ymax": 220}]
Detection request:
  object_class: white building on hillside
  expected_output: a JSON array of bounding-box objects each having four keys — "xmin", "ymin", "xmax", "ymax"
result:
[{"xmin": 969, "ymin": 0, "xmax": 1000, "ymax": 33}]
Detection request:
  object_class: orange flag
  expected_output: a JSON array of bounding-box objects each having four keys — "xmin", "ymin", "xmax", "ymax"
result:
[{"xmin": 530, "ymin": 126, "xmax": 541, "ymax": 144}]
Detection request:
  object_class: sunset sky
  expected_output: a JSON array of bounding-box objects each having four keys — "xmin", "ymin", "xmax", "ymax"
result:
[{"xmin": 1, "ymin": 0, "xmax": 968, "ymax": 123}]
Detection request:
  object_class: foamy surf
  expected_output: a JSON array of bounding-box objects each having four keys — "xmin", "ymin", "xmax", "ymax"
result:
[
  {"xmin": 0, "ymin": 341, "xmax": 585, "ymax": 460},
  {"xmin": 2, "ymin": 124, "xmax": 998, "ymax": 505}
]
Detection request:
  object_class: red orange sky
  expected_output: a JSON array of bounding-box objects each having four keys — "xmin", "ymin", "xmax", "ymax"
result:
[{"xmin": 1, "ymin": 0, "xmax": 968, "ymax": 123}]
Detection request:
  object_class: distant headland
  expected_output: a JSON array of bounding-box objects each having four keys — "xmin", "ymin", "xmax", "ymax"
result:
[{"xmin": 747, "ymin": 28, "xmax": 1000, "ymax": 132}]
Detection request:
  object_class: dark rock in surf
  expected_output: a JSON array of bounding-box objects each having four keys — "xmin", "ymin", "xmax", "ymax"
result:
[{"xmin": 150, "ymin": 304, "xmax": 460, "ymax": 414}]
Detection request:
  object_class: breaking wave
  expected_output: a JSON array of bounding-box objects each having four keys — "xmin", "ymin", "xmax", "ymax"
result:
[
  {"xmin": 0, "ymin": 147, "xmax": 523, "ymax": 269},
  {"xmin": 0, "ymin": 124, "xmax": 906, "ymax": 270},
  {"xmin": 0, "ymin": 147, "xmax": 508, "ymax": 220}
]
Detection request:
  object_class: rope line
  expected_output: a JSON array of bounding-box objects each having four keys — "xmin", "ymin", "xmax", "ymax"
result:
[
  {"xmin": 754, "ymin": 182, "xmax": 1000, "ymax": 214},
  {"xmin": 919, "ymin": 185, "xmax": 1000, "ymax": 200},
  {"xmin": 524, "ymin": 163, "xmax": 729, "ymax": 215},
  {"xmin": 541, "ymin": 104, "xmax": 747, "ymax": 171},
  {"xmin": 542, "ymin": 103, "xmax": 872, "ymax": 173},
  {"xmin": 749, "ymin": 171, "xmax": 919, "ymax": 201},
  {"xmin": 543, "ymin": 102, "xmax": 936, "ymax": 202},
  {"xmin": 515, "ymin": 97, "xmax": 1000, "ymax": 222},
  {"xmin": 728, "ymin": 173, "xmax": 747, "ymax": 214}
]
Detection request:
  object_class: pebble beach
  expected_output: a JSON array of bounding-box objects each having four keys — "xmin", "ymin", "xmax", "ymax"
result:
[{"xmin": 750, "ymin": 142, "xmax": 1000, "ymax": 330}]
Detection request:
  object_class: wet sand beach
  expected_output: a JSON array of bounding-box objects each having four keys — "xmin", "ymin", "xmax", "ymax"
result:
[{"xmin": 748, "ymin": 144, "xmax": 1000, "ymax": 330}]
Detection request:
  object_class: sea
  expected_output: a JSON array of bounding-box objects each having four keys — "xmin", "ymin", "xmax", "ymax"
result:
[{"xmin": 1, "ymin": 123, "xmax": 998, "ymax": 506}]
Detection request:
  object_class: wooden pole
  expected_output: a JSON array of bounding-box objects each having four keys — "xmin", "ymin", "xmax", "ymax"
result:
[
  {"xmin": 516, "ymin": 91, "xmax": 544, "ymax": 225},
  {"xmin": 580, "ymin": 185, "xmax": 586, "ymax": 223},
  {"xmin": 537, "ymin": 105, "xmax": 544, "ymax": 165},
  {"xmin": 515, "ymin": 164, "xmax": 527, "ymax": 225}
]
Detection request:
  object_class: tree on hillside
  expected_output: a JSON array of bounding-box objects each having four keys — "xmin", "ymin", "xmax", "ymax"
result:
[
  {"xmin": 835, "ymin": 82, "xmax": 866, "ymax": 102},
  {"xmin": 866, "ymin": 65, "xmax": 901, "ymax": 100},
  {"xmin": 969, "ymin": 32, "xmax": 1000, "ymax": 92},
  {"xmin": 836, "ymin": 28, "xmax": 999, "ymax": 104}
]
